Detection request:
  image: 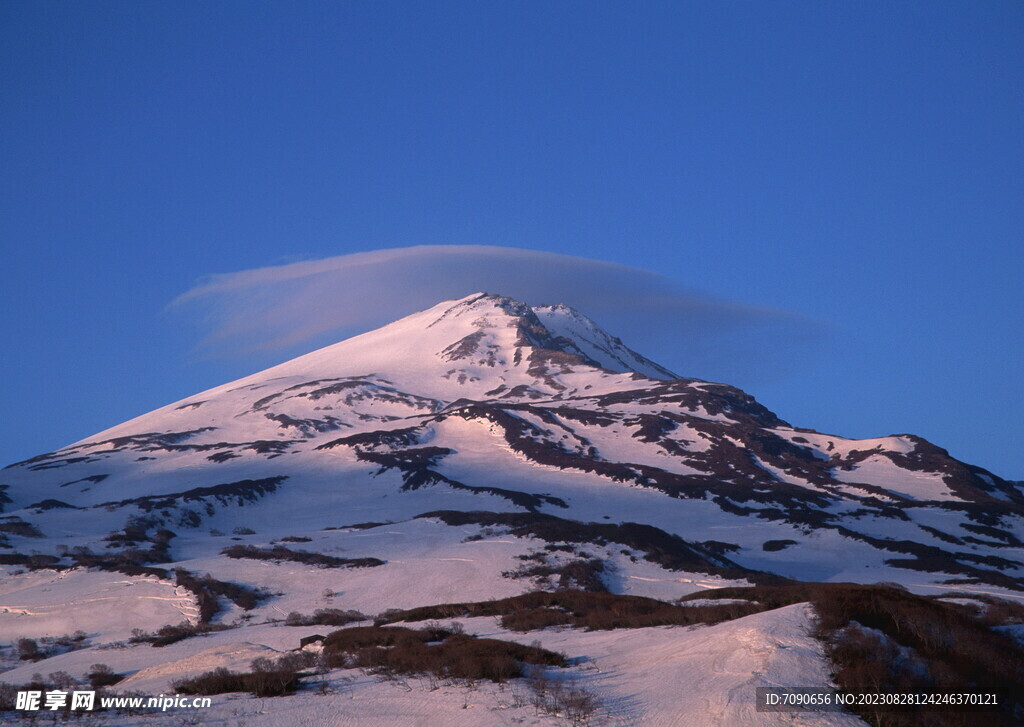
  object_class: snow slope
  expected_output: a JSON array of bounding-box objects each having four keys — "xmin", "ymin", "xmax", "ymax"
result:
[
  {"xmin": 0, "ymin": 601, "xmax": 865, "ymax": 727},
  {"xmin": 2, "ymin": 292, "xmax": 1022, "ymax": 725}
]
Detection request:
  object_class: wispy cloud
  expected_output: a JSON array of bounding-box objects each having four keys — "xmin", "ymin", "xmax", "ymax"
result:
[{"xmin": 171, "ymin": 245, "xmax": 823, "ymax": 383}]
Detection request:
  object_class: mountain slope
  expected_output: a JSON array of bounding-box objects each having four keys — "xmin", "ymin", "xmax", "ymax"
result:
[{"xmin": 2, "ymin": 292, "xmax": 1022, "ymax": 725}]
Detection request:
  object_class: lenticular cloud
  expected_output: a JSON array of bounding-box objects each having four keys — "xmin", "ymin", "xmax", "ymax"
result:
[{"xmin": 171, "ymin": 245, "xmax": 819, "ymax": 382}]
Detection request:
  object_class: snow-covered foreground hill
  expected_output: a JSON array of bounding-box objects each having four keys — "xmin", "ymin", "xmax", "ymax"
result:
[
  {"xmin": 0, "ymin": 595, "xmax": 863, "ymax": 727},
  {"xmin": 2, "ymin": 293, "xmax": 1023, "ymax": 725}
]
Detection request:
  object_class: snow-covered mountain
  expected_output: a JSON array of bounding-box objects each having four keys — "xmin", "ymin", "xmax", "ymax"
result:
[{"xmin": 2, "ymin": 292, "xmax": 1022, "ymax": 726}]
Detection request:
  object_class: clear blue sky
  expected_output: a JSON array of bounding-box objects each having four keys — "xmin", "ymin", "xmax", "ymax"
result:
[{"xmin": 2, "ymin": 1, "xmax": 1021, "ymax": 478}]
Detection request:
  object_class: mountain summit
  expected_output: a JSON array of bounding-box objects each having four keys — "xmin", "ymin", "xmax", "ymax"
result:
[
  {"xmin": 2, "ymin": 293, "xmax": 1023, "ymax": 724},
  {"xmin": 71, "ymin": 292, "xmax": 676, "ymax": 449}
]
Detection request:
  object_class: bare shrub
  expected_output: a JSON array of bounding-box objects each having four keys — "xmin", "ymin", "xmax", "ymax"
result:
[
  {"xmin": 129, "ymin": 621, "xmax": 232, "ymax": 647},
  {"xmin": 41, "ymin": 630, "xmax": 89, "ymax": 652},
  {"xmin": 935, "ymin": 592, "xmax": 1024, "ymax": 628},
  {"xmin": 762, "ymin": 539, "xmax": 797, "ymax": 551},
  {"xmin": 811, "ymin": 584, "xmax": 1024, "ymax": 727},
  {"xmin": 377, "ymin": 590, "xmax": 760, "ymax": 631},
  {"xmin": 87, "ymin": 663, "xmax": 123, "ymax": 688},
  {"xmin": 0, "ymin": 683, "xmax": 18, "ymax": 711},
  {"xmin": 555, "ymin": 679, "xmax": 601, "ymax": 726},
  {"xmin": 0, "ymin": 520, "xmax": 44, "ymax": 538},
  {"xmin": 172, "ymin": 568, "xmax": 268, "ymax": 620},
  {"xmin": 321, "ymin": 624, "xmax": 564, "ymax": 683},
  {"xmin": 526, "ymin": 667, "xmax": 601, "ymax": 725},
  {"xmin": 285, "ymin": 608, "xmax": 367, "ymax": 627},
  {"xmin": 222, "ymin": 544, "xmax": 384, "ymax": 569},
  {"xmin": 16, "ymin": 638, "xmax": 43, "ymax": 661},
  {"xmin": 504, "ymin": 557, "xmax": 608, "ymax": 592},
  {"xmin": 171, "ymin": 653, "xmax": 306, "ymax": 697},
  {"xmin": 172, "ymin": 666, "xmax": 249, "ymax": 695},
  {"xmin": 47, "ymin": 671, "xmax": 75, "ymax": 690}
]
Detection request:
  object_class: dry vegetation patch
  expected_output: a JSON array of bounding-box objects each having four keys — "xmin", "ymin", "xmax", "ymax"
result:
[
  {"xmin": 813, "ymin": 585, "xmax": 1024, "ymax": 727},
  {"xmin": 222, "ymin": 544, "xmax": 385, "ymax": 569},
  {"xmin": 129, "ymin": 621, "xmax": 233, "ymax": 647},
  {"xmin": 377, "ymin": 590, "xmax": 761, "ymax": 631},
  {"xmin": 679, "ymin": 582, "xmax": 1024, "ymax": 727},
  {"xmin": 322, "ymin": 623, "xmax": 565, "ymax": 682},
  {"xmin": 285, "ymin": 608, "xmax": 367, "ymax": 627},
  {"xmin": 173, "ymin": 653, "xmax": 317, "ymax": 697}
]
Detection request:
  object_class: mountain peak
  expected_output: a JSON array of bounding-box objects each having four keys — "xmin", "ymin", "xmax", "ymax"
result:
[
  {"xmin": 418, "ymin": 292, "xmax": 678, "ymax": 381},
  {"xmin": 67, "ymin": 293, "xmax": 678, "ymax": 446},
  {"xmin": 430, "ymin": 291, "xmax": 535, "ymax": 320},
  {"xmin": 262, "ymin": 291, "xmax": 678, "ymax": 393}
]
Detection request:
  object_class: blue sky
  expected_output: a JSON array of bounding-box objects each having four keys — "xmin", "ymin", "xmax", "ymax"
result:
[{"xmin": 1, "ymin": 1, "xmax": 1021, "ymax": 478}]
